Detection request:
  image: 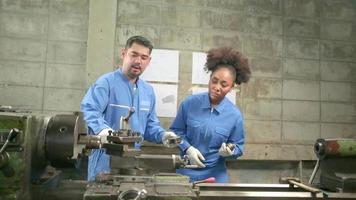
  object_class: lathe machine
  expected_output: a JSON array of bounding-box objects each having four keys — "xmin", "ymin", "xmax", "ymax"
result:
[{"xmin": 0, "ymin": 109, "xmax": 355, "ymax": 200}]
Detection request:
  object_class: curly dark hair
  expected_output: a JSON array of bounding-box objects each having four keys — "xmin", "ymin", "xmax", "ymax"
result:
[{"xmin": 204, "ymin": 47, "xmax": 251, "ymax": 85}]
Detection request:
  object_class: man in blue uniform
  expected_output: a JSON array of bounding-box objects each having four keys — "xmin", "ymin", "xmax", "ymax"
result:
[
  {"xmin": 170, "ymin": 47, "xmax": 251, "ymax": 183},
  {"xmin": 81, "ymin": 35, "xmax": 177, "ymax": 181}
]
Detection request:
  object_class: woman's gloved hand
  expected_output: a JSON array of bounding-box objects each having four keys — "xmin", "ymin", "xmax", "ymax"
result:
[
  {"xmin": 162, "ymin": 131, "xmax": 179, "ymax": 147},
  {"xmin": 219, "ymin": 143, "xmax": 234, "ymax": 157},
  {"xmin": 186, "ymin": 146, "xmax": 206, "ymax": 168}
]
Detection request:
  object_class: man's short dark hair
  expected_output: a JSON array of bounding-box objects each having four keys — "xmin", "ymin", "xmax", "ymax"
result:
[{"xmin": 125, "ymin": 35, "xmax": 153, "ymax": 54}]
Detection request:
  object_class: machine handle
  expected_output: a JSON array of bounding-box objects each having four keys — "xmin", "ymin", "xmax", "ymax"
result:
[
  {"xmin": 289, "ymin": 179, "xmax": 320, "ymax": 193},
  {"xmin": 0, "ymin": 128, "xmax": 20, "ymax": 154},
  {"xmin": 193, "ymin": 177, "xmax": 216, "ymax": 185}
]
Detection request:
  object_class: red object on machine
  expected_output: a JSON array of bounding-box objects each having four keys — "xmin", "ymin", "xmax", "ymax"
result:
[{"xmin": 193, "ymin": 177, "xmax": 216, "ymax": 184}]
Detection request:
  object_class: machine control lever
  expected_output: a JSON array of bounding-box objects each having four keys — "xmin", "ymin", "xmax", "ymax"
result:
[
  {"xmin": 120, "ymin": 107, "xmax": 135, "ymax": 130},
  {"xmin": 0, "ymin": 128, "xmax": 20, "ymax": 154},
  {"xmin": 280, "ymin": 177, "xmax": 321, "ymax": 194},
  {"xmin": 193, "ymin": 177, "xmax": 216, "ymax": 186}
]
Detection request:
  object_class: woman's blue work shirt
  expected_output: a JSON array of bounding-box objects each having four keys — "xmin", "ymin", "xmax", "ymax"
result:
[
  {"xmin": 81, "ymin": 68, "xmax": 164, "ymax": 181},
  {"xmin": 170, "ymin": 92, "xmax": 245, "ymax": 183}
]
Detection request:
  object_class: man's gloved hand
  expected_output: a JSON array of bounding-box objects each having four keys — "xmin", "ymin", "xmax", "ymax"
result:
[
  {"xmin": 186, "ymin": 146, "xmax": 206, "ymax": 168},
  {"xmin": 218, "ymin": 142, "xmax": 234, "ymax": 157},
  {"xmin": 162, "ymin": 131, "xmax": 179, "ymax": 148},
  {"xmin": 98, "ymin": 128, "xmax": 113, "ymax": 145}
]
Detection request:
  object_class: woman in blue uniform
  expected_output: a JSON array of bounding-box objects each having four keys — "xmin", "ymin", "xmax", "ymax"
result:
[{"xmin": 170, "ymin": 47, "xmax": 251, "ymax": 183}]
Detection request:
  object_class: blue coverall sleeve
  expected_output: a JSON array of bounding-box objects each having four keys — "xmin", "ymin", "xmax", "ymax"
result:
[
  {"xmin": 80, "ymin": 77, "xmax": 111, "ymax": 134},
  {"xmin": 227, "ymin": 117, "xmax": 245, "ymax": 159},
  {"xmin": 143, "ymin": 91, "xmax": 165, "ymax": 144},
  {"xmin": 170, "ymin": 100, "xmax": 191, "ymax": 152}
]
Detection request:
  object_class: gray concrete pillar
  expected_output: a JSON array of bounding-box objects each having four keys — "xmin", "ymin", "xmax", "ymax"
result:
[{"xmin": 86, "ymin": 0, "xmax": 117, "ymax": 87}]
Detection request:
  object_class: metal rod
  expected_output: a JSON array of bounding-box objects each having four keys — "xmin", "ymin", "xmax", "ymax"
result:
[
  {"xmin": 288, "ymin": 179, "xmax": 320, "ymax": 193},
  {"xmin": 0, "ymin": 128, "xmax": 19, "ymax": 154},
  {"xmin": 308, "ymin": 159, "xmax": 319, "ymax": 184},
  {"xmin": 0, "ymin": 140, "xmax": 9, "ymax": 154}
]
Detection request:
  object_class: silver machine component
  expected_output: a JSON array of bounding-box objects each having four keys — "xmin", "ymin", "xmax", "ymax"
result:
[
  {"xmin": 1, "ymin": 110, "xmax": 356, "ymax": 200},
  {"xmin": 119, "ymin": 106, "xmax": 135, "ymax": 131},
  {"xmin": 0, "ymin": 111, "xmax": 88, "ymax": 200},
  {"xmin": 118, "ymin": 188, "xmax": 147, "ymax": 200},
  {"xmin": 309, "ymin": 138, "xmax": 356, "ymax": 192}
]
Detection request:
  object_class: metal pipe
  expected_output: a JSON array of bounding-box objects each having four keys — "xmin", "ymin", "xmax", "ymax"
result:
[
  {"xmin": 314, "ymin": 138, "xmax": 356, "ymax": 159},
  {"xmin": 288, "ymin": 179, "xmax": 320, "ymax": 193},
  {"xmin": 308, "ymin": 159, "xmax": 319, "ymax": 184}
]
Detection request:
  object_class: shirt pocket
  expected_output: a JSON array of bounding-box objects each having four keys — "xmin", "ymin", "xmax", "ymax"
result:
[
  {"xmin": 209, "ymin": 126, "xmax": 230, "ymax": 149},
  {"xmin": 139, "ymin": 107, "xmax": 150, "ymax": 127},
  {"xmin": 139, "ymin": 107, "xmax": 150, "ymax": 117},
  {"xmin": 139, "ymin": 99, "xmax": 151, "ymax": 118},
  {"xmin": 186, "ymin": 119, "xmax": 201, "ymax": 142}
]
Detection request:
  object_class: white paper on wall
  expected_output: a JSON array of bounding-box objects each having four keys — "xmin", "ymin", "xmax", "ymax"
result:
[
  {"xmin": 150, "ymin": 83, "xmax": 178, "ymax": 117},
  {"xmin": 192, "ymin": 52, "xmax": 210, "ymax": 85},
  {"xmin": 141, "ymin": 49, "xmax": 179, "ymax": 83},
  {"xmin": 190, "ymin": 86, "xmax": 236, "ymax": 105}
]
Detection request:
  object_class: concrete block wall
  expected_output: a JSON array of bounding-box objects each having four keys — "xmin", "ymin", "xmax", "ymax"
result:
[
  {"xmin": 0, "ymin": 0, "xmax": 355, "ymax": 183},
  {"xmin": 0, "ymin": 0, "xmax": 89, "ymax": 113},
  {"xmin": 1, "ymin": 0, "xmax": 355, "ymax": 158},
  {"xmin": 114, "ymin": 0, "xmax": 356, "ymax": 161}
]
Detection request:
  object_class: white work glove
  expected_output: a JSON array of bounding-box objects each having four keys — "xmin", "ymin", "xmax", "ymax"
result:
[
  {"xmin": 186, "ymin": 146, "xmax": 206, "ymax": 168},
  {"xmin": 162, "ymin": 131, "xmax": 179, "ymax": 148},
  {"xmin": 219, "ymin": 143, "xmax": 234, "ymax": 157},
  {"xmin": 98, "ymin": 128, "xmax": 113, "ymax": 145}
]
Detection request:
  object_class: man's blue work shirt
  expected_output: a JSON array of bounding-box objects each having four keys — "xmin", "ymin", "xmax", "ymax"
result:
[
  {"xmin": 81, "ymin": 68, "xmax": 164, "ymax": 181},
  {"xmin": 170, "ymin": 92, "xmax": 245, "ymax": 183}
]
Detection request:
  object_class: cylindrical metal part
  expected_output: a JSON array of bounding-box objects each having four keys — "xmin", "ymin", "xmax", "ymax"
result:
[
  {"xmin": 137, "ymin": 154, "xmax": 178, "ymax": 170},
  {"xmin": 45, "ymin": 114, "xmax": 78, "ymax": 167},
  {"xmin": 77, "ymin": 134, "xmax": 101, "ymax": 149},
  {"xmin": 314, "ymin": 138, "xmax": 356, "ymax": 160}
]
